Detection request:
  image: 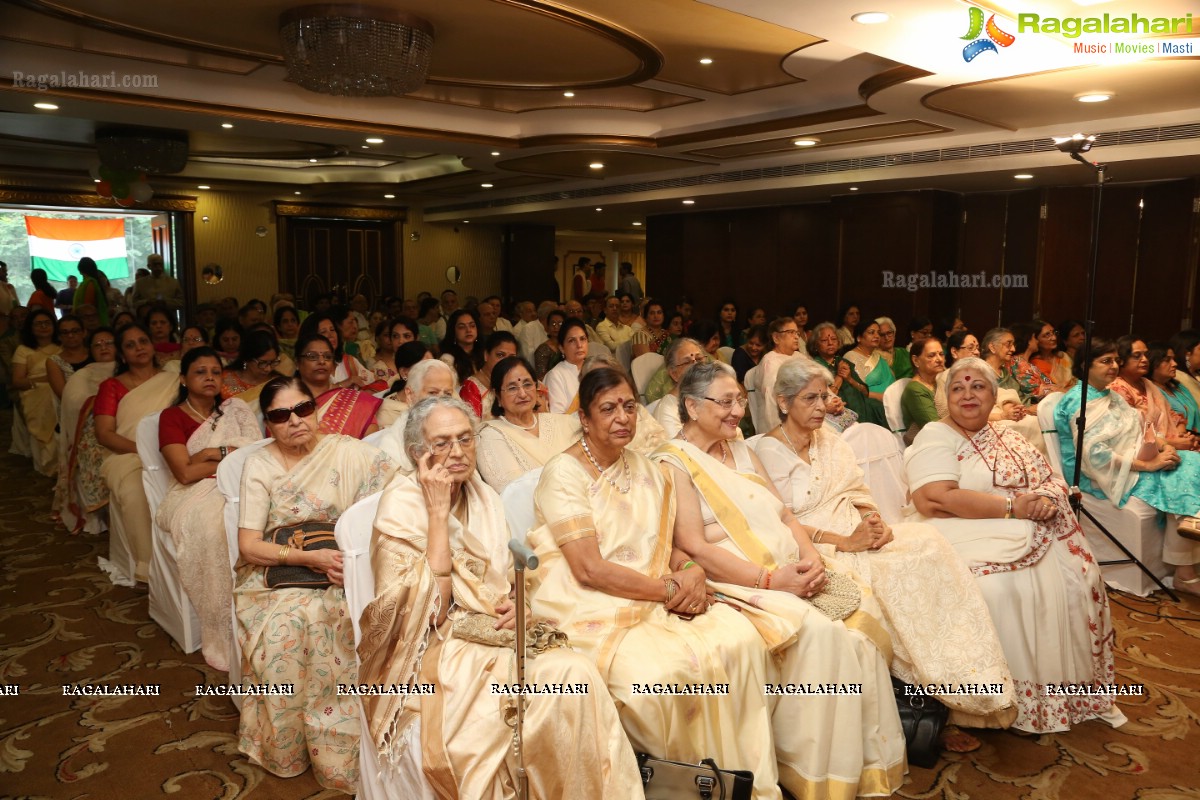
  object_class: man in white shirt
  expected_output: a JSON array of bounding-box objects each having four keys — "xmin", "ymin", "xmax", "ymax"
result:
[
  {"xmin": 433, "ymin": 288, "xmax": 458, "ymax": 341},
  {"xmin": 130, "ymin": 254, "xmax": 183, "ymax": 314},
  {"xmin": 517, "ymin": 300, "xmax": 558, "ymax": 362},
  {"xmin": 511, "ymin": 300, "xmax": 537, "ymax": 339},
  {"xmin": 595, "ymin": 295, "xmax": 633, "ymax": 352},
  {"xmin": 484, "ymin": 296, "xmax": 513, "ymax": 332}
]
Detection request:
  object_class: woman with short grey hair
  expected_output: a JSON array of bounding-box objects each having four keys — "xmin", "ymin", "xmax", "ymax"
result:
[{"xmin": 772, "ymin": 354, "xmax": 858, "ymax": 433}]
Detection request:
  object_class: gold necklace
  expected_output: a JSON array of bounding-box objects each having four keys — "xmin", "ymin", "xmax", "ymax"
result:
[{"xmin": 777, "ymin": 424, "xmax": 810, "ymax": 459}]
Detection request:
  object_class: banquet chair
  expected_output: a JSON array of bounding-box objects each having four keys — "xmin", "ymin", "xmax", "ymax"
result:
[
  {"xmin": 882, "ymin": 378, "xmax": 911, "ymax": 448},
  {"xmin": 717, "ymin": 346, "xmax": 734, "ymax": 364},
  {"xmin": 631, "ymin": 353, "xmax": 663, "ymax": 401},
  {"xmin": 137, "ymin": 411, "xmax": 202, "ymax": 653},
  {"xmin": 841, "ymin": 423, "xmax": 907, "ymax": 524},
  {"xmin": 216, "ymin": 437, "xmax": 271, "ymax": 706},
  {"xmin": 744, "ymin": 365, "xmax": 766, "ymax": 434},
  {"xmin": 615, "ymin": 340, "xmax": 633, "ymax": 373},
  {"xmin": 1038, "ymin": 392, "xmax": 1169, "ymax": 596},
  {"xmin": 500, "ymin": 467, "xmax": 543, "ymax": 543},
  {"xmin": 335, "ymin": 492, "xmax": 436, "ymax": 800},
  {"xmin": 362, "ymin": 428, "xmax": 388, "ymax": 449}
]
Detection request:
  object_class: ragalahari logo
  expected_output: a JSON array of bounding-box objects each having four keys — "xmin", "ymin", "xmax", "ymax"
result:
[{"xmin": 961, "ymin": 5, "xmax": 1016, "ymax": 61}]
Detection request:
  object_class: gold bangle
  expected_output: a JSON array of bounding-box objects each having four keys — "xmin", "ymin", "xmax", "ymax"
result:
[
  {"xmin": 663, "ymin": 577, "xmax": 679, "ymax": 604},
  {"xmin": 812, "ymin": 530, "xmax": 823, "ymax": 544},
  {"xmin": 277, "ymin": 544, "xmax": 290, "ymax": 565},
  {"xmin": 431, "ymin": 565, "xmax": 452, "ymax": 578},
  {"xmin": 753, "ymin": 566, "xmax": 766, "ymax": 588}
]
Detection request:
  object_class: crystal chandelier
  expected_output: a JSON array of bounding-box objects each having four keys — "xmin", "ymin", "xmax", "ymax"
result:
[{"xmin": 279, "ymin": 5, "xmax": 435, "ymax": 97}]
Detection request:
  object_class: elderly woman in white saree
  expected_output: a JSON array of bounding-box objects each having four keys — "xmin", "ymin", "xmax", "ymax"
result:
[
  {"xmin": 752, "ymin": 359, "xmax": 1016, "ymax": 750},
  {"xmin": 905, "ymin": 357, "xmax": 1125, "ymax": 734},
  {"xmin": 529, "ymin": 368, "xmax": 783, "ymax": 800},
  {"xmin": 476, "ymin": 355, "xmax": 581, "ymax": 492},
  {"xmin": 155, "ymin": 347, "xmax": 261, "ymax": 671},
  {"xmin": 359, "ymin": 396, "xmax": 641, "ymax": 799},
  {"xmin": 235, "ymin": 376, "xmax": 396, "ymax": 792},
  {"xmin": 653, "ymin": 362, "xmax": 906, "ymax": 798}
]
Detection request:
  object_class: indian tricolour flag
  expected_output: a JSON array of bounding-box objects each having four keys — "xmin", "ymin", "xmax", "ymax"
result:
[{"xmin": 24, "ymin": 217, "xmax": 129, "ymax": 281}]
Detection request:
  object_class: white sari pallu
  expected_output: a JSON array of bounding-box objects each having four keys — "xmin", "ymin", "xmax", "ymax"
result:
[{"xmin": 154, "ymin": 398, "xmax": 261, "ymax": 671}]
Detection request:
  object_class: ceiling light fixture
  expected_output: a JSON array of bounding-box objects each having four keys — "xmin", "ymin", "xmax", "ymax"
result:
[
  {"xmin": 682, "ymin": 199, "xmax": 695, "ymax": 205},
  {"xmin": 279, "ymin": 5, "xmax": 434, "ymax": 96},
  {"xmin": 793, "ymin": 138, "xmax": 819, "ymax": 147},
  {"xmin": 632, "ymin": 221, "xmax": 643, "ymax": 226},
  {"xmin": 34, "ymin": 102, "xmax": 58, "ymax": 110},
  {"xmin": 480, "ymin": 183, "xmax": 494, "ymax": 188},
  {"xmin": 384, "ymin": 193, "xmax": 395, "ymax": 198},
  {"xmin": 197, "ymin": 185, "xmax": 211, "ymax": 190},
  {"xmin": 699, "ymin": 57, "xmax": 713, "ymax": 65},
  {"xmin": 849, "ymin": 187, "xmax": 859, "ymax": 191},
  {"xmin": 1076, "ymin": 93, "xmax": 1112, "ymax": 103},
  {"xmin": 589, "ymin": 162, "xmax": 604, "ymax": 169},
  {"xmin": 294, "ymin": 191, "xmax": 301, "ymax": 195},
  {"xmin": 1014, "ymin": 173, "xmax": 1034, "ymax": 180},
  {"xmin": 851, "ymin": 11, "xmax": 890, "ymax": 24},
  {"xmin": 490, "ymin": 151, "xmax": 500, "ymax": 156},
  {"xmin": 221, "ymin": 123, "xmax": 234, "ymax": 129},
  {"xmin": 563, "ymin": 91, "xmax": 575, "ymax": 97},
  {"xmin": 595, "ymin": 207, "xmax": 603, "ymax": 211},
  {"xmin": 365, "ymin": 137, "xmax": 384, "ymax": 143},
  {"xmin": 308, "ymin": 158, "xmax": 318, "ymax": 163}
]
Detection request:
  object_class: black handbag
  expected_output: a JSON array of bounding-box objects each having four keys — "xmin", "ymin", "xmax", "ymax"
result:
[
  {"xmin": 262, "ymin": 522, "xmax": 338, "ymax": 590},
  {"xmin": 891, "ymin": 677, "xmax": 949, "ymax": 769},
  {"xmin": 637, "ymin": 753, "xmax": 753, "ymax": 800}
]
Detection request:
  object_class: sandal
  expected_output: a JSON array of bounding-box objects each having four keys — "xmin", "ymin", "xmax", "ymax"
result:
[
  {"xmin": 940, "ymin": 725, "xmax": 982, "ymax": 754},
  {"xmin": 1173, "ymin": 576, "xmax": 1200, "ymax": 598}
]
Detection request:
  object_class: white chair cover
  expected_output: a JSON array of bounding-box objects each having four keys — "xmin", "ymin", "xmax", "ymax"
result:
[
  {"xmin": 335, "ymin": 492, "xmax": 435, "ymax": 800},
  {"xmin": 362, "ymin": 428, "xmax": 388, "ymax": 449},
  {"xmin": 717, "ymin": 346, "xmax": 734, "ymax": 363},
  {"xmin": 500, "ymin": 467, "xmax": 543, "ymax": 543},
  {"xmin": 615, "ymin": 340, "xmax": 633, "ymax": 373},
  {"xmin": 882, "ymin": 378, "xmax": 911, "ymax": 447},
  {"xmin": 631, "ymin": 353, "xmax": 664, "ymax": 399},
  {"xmin": 137, "ymin": 411, "xmax": 202, "ymax": 653},
  {"xmin": 841, "ymin": 422, "xmax": 907, "ymax": 524},
  {"xmin": 216, "ymin": 437, "xmax": 271, "ymax": 705},
  {"xmin": 744, "ymin": 365, "xmax": 767, "ymax": 434},
  {"xmin": 589, "ymin": 342, "xmax": 612, "ymax": 362},
  {"xmin": 1037, "ymin": 392, "xmax": 1168, "ymax": 596}
]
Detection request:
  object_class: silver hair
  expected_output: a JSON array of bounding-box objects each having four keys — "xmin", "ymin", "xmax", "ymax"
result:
[
  {"xmin": 662, "ymin": 336, "xmax": 703, "ymax": 371},
  {"xmin": 945, "ymin": 356, "xmax": 999, "ymax": 396},
  {"xmin": 874, "ymin": 316, "xmax": 895, "ymax": 330},
  {"xmin": 980, "ymin": 327, "xmax": 1011, "ymax": 356},
  {"xmin": 774, "ymin": 358, "xmax": 834, "ymax": 416},
  {"xmin": 405, "ymin": 358, "xmax": 457, "ymax": 396},
  {"xmin": 582, "ymin": 353, "xmax": 622, "ymax": 374},
  {"xmin": 677, "ymin": 360, "xmax": 736, "ymax": 419},
  {"xmin": 403, "ymin": 395, "xmax": 478, "ymax": 459},
  {"xmin": 806, "ymin": 321, "xmax": 837, "ymax": 358},
  {"xmin": 536, "ymin": 300, "xmax": 559, "ymax": 321}
]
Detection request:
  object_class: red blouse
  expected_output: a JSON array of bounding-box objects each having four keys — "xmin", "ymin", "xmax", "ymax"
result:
[
  {"xmin": 158, "ymin": 405, "xmax": 202, "ymax": 449},
  {"xmin": 93, "ymin": 377, "xmax": 130, "ymax": 417}
]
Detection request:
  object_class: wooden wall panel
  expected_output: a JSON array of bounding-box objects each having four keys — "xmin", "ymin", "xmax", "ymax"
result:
[
  {"xmin": 1133, "ymin": 180, "xmax": 1195, "ymax": 339},
  {"xmin": 192, "ymin": 190, "xmax": 280, "ymax": 308},
  {"xmin": 778, "ymin": 204, "xmax": 837, "ymax": 323},
  {"xmin": 958, "ymin": 193, "xmax": 1007, "ymax": 331},
  {"xmin": 1001, "ymin": 190, "xmax": 1041, "ymax": 325},
  {"xmin": 504, "ymin": 224, "xmax": 558, "ymax": 305},
  {"xmin": 403, "ymin": 209, "xmax": 503, "ymax": 303},
  {"xmin": 834, "ymin": 192, "xmax": 925, "ymax": 322}
]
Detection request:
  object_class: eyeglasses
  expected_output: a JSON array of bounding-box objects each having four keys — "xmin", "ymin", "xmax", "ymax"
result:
[
  {"xmin": 704, "ymin": 396, "xmax": 749, "ymax": 410},
  {"xmin": 795, "ymin": 392, "xmax": 831, "ymax": 405},
  {"xmin": 32, "ymin": 319, "xmax": 54, "ymax": 328},
  {"xmin": 427, "ymin": 433, "xmax": 478, "ymax": 455},
  {"xmin": 300, "ymin": 351, "xmax": 335, "ymax": 363},
  {"xmin": 879, "ymin": 330, "xmax": 896, "ymax": 338},
  {"xmin": 1095, "ymin": 357, "xmax": 1119, "ymax": 365},
  {"xmin": 777, "ymin": 328, "xmax": 800, "ymax": 336},
  {"xmin": 60, "ymin": 327, "xmax": 84, "ymax": 335},
  {"xmin": 265, "ymin": 399, "xmax": 317, "ymax": 424},
  {"xmin": 502, "ymin": 380, "xmax": 536, "ymax": 395},
  {"xmin": 92, "ymin": 339, "xmax": 115, "ymax": 348},
  {"xmin": 673, "ymin": 353, "xmax": 704, "ymax": 368},
  {"xmin": 182, "ymin": 336, "xmax": 206, "ymax": 344},
  {"xmin": 252, "ymin": 358, "xmax": 282, "ymax": 370}
]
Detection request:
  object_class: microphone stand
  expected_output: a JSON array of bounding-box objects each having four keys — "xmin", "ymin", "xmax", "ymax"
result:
[{"xmin": 1067, "ymin": 155, "xmax": 1178, "ymax": 600}]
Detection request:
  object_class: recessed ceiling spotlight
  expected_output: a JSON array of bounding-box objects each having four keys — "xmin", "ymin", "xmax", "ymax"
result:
[
  {"xmin": 793, "ymin": 138, "xmax": 819, "ymax": 147},
  {"xmin": 221, "ymin": 123, "xmax": 234, "ymax": 129},
  {"xmin": 462, "ymin": 220, "xmax": 470, "ymax": 223},
  {"xmin": 608, "ymin": 239, "xmax": 614, "ymax": 242},
  {"xmin": 1076, "ymin": 93, "xmax": 1112, "ymax": 103},
  {"xmin": 632, "ymin": 221, "xmax": 643, "ymax": 226},
  {"xmin": 699, "ymin": 57, "xmax": 713, "ymax": 65},
  {"xmin": 308, "ymin": 158, "xmax": 318, "ymax": 163},
  {"xmin": 589, "ymin": 162, "xmax": 605, "ymax": 169},
  {"xmin": 384, "ymin": 193, "xmax": 395, "ymax": 198},
  {"xmin": 34, "ymin": 102, "xmax": 58, "ymax": 110},
  {"xmin": 365, "ymin": 137, "xmax": 384, "ymax": 144},
  {"xmin": 93, "ymin": 179, "xmax": 101, "ymax": 183},
  {"xmin": 294, "ymin": 191, "xmax": 301, "ymax": 195},
  {"xmin": 851, "ymin": 11, "xmax": 890, "ymax": 24},
  {"xmin": 481, "ymin": 183, "xmax": 494, "ymax": 188},
  {"xmin": 595, "ymin": 207, "xmax": 603, "ymax": 211},
  {"xmin": 849, "ymin": 186, "xmax": 859, "ymax": 191},
  {"xmin": 490, "ymin": 151, "xmax": 500, "ymax": 156},
  {"xmin": 362, "ymin": 145, "xmax": 369, "ymax": 149},
  {"xmin": 1014, "ymin": 174, "xmax": 1034, "ymax": 179},
  {"xmin": 563, "ymin": 91, "xmax": 575, "ymax": 97},
  {"xmin": 197, "ymin": 185, "xmax": 211, "ymax": 190},
  {"xmin": 682, "ymin": 199, "xmax": 695, "ymax": 205}
]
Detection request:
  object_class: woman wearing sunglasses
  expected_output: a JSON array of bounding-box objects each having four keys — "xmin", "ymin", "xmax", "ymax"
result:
[
  {"xmin": 221, "ymin": 329, "xmax": 283, "ymax": 404},
  {"xmin": 293, "ymin": 332, "xmax": 382, "ymax": 438},
  {"xmin": 155, "ymin": 347, "xmax": 260, "ymax": 670},
  {"xmin": 233, "ymin": 375, "xmax": 396, "ymax": 792}
]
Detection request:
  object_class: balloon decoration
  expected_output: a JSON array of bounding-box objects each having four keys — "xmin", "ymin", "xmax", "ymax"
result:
[{"xmin": 91, "ymin": 161, "xmax": 155, "ymax": 206}]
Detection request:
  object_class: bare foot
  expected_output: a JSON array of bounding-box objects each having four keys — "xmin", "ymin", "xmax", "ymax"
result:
[{"xmin": 941, "ymin": 725, "xmax": 981, "ymax": 753}]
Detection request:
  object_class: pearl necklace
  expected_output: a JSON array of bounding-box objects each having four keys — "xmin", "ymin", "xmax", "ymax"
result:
[
  {"xmin": 503, "ymin": 414, "xmax": 538, "ymax": 431},
  {"xmin": 185, "ymin": 398, "xmax": 217, "ymax": 431},
  {"xmin": 580, "ymin": 435, "xmax": 631, "ymax": 493}
]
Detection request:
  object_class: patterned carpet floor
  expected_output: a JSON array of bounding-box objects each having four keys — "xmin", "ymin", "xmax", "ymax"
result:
[{"xmin": 1, "ymin": 408, "xmax": 1198, "ymax": 800}]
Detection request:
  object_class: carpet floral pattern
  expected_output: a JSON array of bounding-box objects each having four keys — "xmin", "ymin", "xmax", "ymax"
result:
[{"xmin": 0, "ymin": 411, "xmax": 1198, "ymax": 799}]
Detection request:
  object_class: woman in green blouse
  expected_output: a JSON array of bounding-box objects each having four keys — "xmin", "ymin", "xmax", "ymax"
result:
[{"xmin": 900, "ymin": 336, "xmax": 944, "ymax": 444}]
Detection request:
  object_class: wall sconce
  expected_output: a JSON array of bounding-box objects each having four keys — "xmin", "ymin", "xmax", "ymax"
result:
[{"xmin": 201, "ymin": 215, "xmax": 210, "ymax": 223}]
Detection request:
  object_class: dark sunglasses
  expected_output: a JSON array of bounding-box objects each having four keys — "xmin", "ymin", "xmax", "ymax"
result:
[{"xmin": 264, "ymin": 399, "xmax": 317, "ymax": 424}]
